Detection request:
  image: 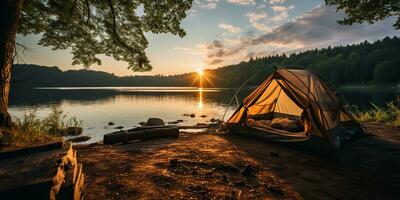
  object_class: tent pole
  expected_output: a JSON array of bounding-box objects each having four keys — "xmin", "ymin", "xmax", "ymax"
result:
[{"xmin": 220, "ymin": 66, "xmax": 273, "ymax": 124}]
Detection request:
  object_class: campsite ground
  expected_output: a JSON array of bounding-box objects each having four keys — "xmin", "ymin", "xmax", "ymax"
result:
[{"xmin": 76, "ymin": 122, "xmax": 400, "ymax": 199}]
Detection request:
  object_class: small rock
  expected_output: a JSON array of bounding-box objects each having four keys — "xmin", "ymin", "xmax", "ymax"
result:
[
  {"xmin": 200, "ymin": 114, "xmax": 207, "ymax": 118},
  {"xmin": 138, "ymin": 122, "xmax": 146, "ymax": 127},
  {"xmin": 190, "ymin": 114, "xmax": 195, "ymax": 118},
  {"xmin": 210, "ymin": 118, "xmax": 216, "ymax": 122},
  {"xmin": 114, "ymin": 126, "xmax": 124, "ymax": 129},
  {"xmin": 270, "ymin": 151, "xmax": 279, "ymax": 157},
  {"xmin": 145, "ymin": 118, "xmax": 165, "ymax": 126},
  {"xmin": 65, "ymin": 127, "xmax": 83, "ymax": 136},
  {"xmin": 177, "ymin": 119, "xmax": 184, "ymax": 122},
  {"xmin": 196, "ymin": 123, "xmax": 207, "ymax": 126},
  {"xmin": 241, "ymin": 164, "xmax": 254, "ymax": 176},
  {"xmin": 168, "ymin": 121, "xmax": 179, "ymax": 124},
  {"xmin": 183, "ymin": 113, "xmax": 191, "ymax": 116},
  {"xmin": 108, "ymin": 122, "xmax": 114, "ymax": 126},
  {"xmin": 67, "ymin": 135, "xmax": 91, "ymax": 143}
]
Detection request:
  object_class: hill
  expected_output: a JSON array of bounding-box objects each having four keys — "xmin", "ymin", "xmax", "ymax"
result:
[{"xmin": 12, "ymin": 36, "xmax": 400, "ymax": 88}]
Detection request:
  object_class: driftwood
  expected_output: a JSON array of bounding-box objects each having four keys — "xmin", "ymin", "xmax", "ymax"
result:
[
  {"xmin": 0, "ymin": 142, "xmax": 85, "ymax": 200},
  {"xmin": 104, "ymin": 126, "xmax": 180, "ymax": 145}
]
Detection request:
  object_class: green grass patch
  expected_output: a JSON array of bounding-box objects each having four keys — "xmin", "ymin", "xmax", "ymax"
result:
[
  {"xmin": 348, "ymin": 101, "xmax": 400, "ymax": 126},
  {"xmin": 0, "ymin": 106, "xmax": 83, "ymax": 148}
]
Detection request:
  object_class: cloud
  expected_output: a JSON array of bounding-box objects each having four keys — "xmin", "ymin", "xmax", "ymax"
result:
[
  {"xmin": 226, "ymin": 0, "xmax": 256, "ymax": 6},
  {"xmin": 269, "ymin": 0, "xmax": 287, "ymax": 4},
  {"xmin": 198, "ymin": 0, "xmax": 220, "ymax": 10},
  {"xmin": 218, "ymin": 23, "xmax": 242, "ymax": 33},
  {"xmin": 246, "ymin": 12, "xmax": 271, "ymax": 32},
  {"xmin": 203, "ymin": 5, "xmax": 399, "ymax": 66},
  {"xmin": 270, "ymin": 5, "xmax": 294, "ymax": 22}
]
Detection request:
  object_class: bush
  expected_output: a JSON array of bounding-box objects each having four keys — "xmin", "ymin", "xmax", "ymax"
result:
[
  {"xmin": 0, "ymin": 107, "xmax": 83, "ymax": 147},
  {"xmin": 349, "ymin": 101, "xmax": 400, "ymax": 126}
]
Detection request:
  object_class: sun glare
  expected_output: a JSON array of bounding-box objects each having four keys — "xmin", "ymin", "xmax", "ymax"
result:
[{"xmin": 196, "ymin": 68, "xmax": 204, "ymax": 76}]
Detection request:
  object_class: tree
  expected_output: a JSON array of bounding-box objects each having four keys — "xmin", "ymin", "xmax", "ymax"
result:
[
  {"xmin": 374, "ymin": 58, "xmax": 400, "ymax": 83},
  {"xmin": 325, "ymin": 0, "xmax": 400, "ymax": 29},
  {"xmin": 0, "ymin": 0, "xmax": 193, "ymax": 128}
]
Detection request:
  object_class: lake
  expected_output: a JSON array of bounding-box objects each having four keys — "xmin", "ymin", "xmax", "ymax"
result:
[{"xmin": 9, "ymin": 87, "xmax": 399, "ymax": 143}]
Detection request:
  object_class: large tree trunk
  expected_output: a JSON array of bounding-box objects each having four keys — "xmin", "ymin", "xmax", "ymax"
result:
[{"xmin": 0, "ymin": 0, "xmax": 24, "ymax": 128}]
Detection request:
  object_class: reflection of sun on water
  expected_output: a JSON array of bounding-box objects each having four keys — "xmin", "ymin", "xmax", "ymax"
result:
[{"xmin": 198, "ymin": 88, "xmax": 203, "ymax": 110}]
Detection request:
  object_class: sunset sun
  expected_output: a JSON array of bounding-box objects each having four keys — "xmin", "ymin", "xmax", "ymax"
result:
[{"xmin": 196, "ymin": 68, "xmax": 204, "ymax": 76}]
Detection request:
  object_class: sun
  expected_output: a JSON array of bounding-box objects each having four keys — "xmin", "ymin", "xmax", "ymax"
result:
[{"xmin": 196, "ymin": 68, "xmax": 204, "ymax": 76}]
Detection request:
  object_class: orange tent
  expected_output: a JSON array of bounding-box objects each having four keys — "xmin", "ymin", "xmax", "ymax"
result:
[{"xmin": 224, "ymin": 67, "xmax": 364, "ymax": 151}]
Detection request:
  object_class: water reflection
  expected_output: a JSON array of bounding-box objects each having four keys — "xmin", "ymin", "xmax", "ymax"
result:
[
  {"xmin": 8, "ymin": 87, "xmax": 399, "ymax": 143},
  {"xmin": 198, "ymin": 88, "xmax": 203, "ymax": 111}
]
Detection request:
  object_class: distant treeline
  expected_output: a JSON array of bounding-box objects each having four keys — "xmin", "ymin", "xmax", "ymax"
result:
[{"xmin": 12, "ymin": 36, "xmax": 400, "ymax": 88}]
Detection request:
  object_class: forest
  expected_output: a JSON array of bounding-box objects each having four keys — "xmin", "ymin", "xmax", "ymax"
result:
[{"xmin": 12, "ymin": 36, "xmax": 400, "ymax": 88}]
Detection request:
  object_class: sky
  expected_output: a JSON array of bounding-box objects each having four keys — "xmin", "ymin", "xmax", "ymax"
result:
[{"xmin": 17, "ymin": 0, "xmax": 399, "ymax": 76}]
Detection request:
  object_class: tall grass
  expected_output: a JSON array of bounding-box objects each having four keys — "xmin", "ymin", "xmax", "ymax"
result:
[
  {"xmin": 348, "ymin": 101, "xmax": 400, "ymax": 126},
  {"xmin": 0, "ymin": 106, "xmax": 83, "ymax": 147}
]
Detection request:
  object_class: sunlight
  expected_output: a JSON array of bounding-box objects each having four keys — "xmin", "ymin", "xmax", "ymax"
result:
[
  {"xmin": 196, "ymin": 68, "xmax": 204, "ymax": 76},
  {"xmin": 198, "ymin": 88, "xmax": 203, "ymax": 110}
]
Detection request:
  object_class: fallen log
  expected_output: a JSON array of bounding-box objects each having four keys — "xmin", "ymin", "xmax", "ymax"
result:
[
  {"xmin": 0, "ymin": 142, "xmax": 85, "ymax": 200},
  {"xmin": 103, "ymin": 127, "xmax": 179, "ymax": 145}
]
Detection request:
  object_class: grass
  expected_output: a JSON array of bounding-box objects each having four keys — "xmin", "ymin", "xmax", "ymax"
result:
[
  {"xmin": 348, "ymin": 101, "xmax": 400, "ymax": 126},
  {"xmin": 0, "ymin": 106, "xmax": 83, "ymax": 148}
]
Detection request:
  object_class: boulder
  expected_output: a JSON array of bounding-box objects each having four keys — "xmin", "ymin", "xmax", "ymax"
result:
[
  {"xmin": 108, "ymin": 122, "xmax": 114, "ymax": 126},
  {"xmin": 190, "ymin": 114, "xmax": 195, "ymax": 118},
  {"xmin": 145, "ymin": 118, "xmax": 165, "ymax": 126},
  {"xmin": 114, "ymin": 126, "xmax": 124, "ymax": 129},
  {"xmin": 138, "ymin": 122, "xmax": 146, "ymax": 127},
  {"xmin": 200, "ymin": 114, "xmax": 207, "ymax": 118}
]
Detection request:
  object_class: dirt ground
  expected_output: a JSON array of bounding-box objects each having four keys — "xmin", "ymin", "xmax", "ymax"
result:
[{"xmin": 76, "ymin": 123, "xmax": 400, "ymax": 200}]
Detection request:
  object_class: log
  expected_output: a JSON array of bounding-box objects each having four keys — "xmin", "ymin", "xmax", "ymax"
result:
[
  {"xmin": 104, "ymin": 127, "xmax": 179, "ymax": 145},
  {"xmin": 0, "ymin": 142, "xmax": 85, "ymax": 200}
]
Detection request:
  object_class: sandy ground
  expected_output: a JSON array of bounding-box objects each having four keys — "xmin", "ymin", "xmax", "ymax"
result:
[{"xmin": 76, "ymin": 123, "xmax": 400, "ymax": 199}]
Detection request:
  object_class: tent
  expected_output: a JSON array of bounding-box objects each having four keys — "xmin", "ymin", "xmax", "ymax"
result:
[{"xmin": 223, "ymin": 67, "xmax": 364, "ymax": 151}]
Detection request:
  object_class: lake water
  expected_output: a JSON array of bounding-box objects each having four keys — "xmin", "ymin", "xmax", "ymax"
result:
[{"xmin": 9, "ymin": 87, "xmax": 399, "ymax": 143}]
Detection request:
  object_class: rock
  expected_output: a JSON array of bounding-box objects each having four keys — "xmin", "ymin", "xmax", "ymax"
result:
[
  {"xmin": 145, "ymin": 118, "xmax": 165, "ymax": 126},
  {"xmin": 183, "ymin": 113, "xmax": 191, "ymax": 116},
  {"xmin": 108, "ymin": 122, "xmax": 114, "ymax": 126},
  {"xmin": 196, "ymin": 123, "xmax": 207, "ymax": 126},
  {"xmin": 210, "ymin": 118, "xmax": 216, "ymax": 122},
  {"xmin": 67, "ymin": 135, "xmax": 91, "ymax": 143},
  {"xmin": 190, "ymin": 114, "xmax": 195, "ymax": 118},
  {"xmin": 241, "ymin": 164, "xmax": 254, "ymax": 176},
  {"xmin": 138, "ymin": 122, "xmax": 146, "ymax": 127},
  {"xmin": 176, "ymin": 119, "xmax": 184, "ymax": 122},
  {"xmin": 65, "ymin": 127, "xmax": 83, "ymax": 136},
  {"xmin": 200, "ymin": 114, "xmax": 207, "ymax": 118},
  {"xmin": 114, "ymin": 126, "xmax": 124, "ymax": 129},
  {"xmin": 270, "ymin": 151, "xmax": 279, "ymax": 157}
]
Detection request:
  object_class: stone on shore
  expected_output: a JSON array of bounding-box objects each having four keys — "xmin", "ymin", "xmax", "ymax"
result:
[{"xmin": 145, "ymin": 118, "xmax": 165, "ymax": 126}]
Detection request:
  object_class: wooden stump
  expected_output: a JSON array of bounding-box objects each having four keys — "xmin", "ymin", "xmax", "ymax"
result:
[{"xmin": 0, "ymin": 142, "xmax": 85, "ymax": 200}]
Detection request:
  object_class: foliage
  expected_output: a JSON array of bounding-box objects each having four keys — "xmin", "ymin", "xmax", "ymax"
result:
[
  {"xmin": 0, "ymin": 107, "xmax": 83, "ymax": 147},
  {"xmin": 18, "ymin": 0, "xmax": 193, "ymax": 71},
  {"xmin": 12, "ymin": 36, "xmax": 400, "ymax": 88},
  {"xmin": 325, "ymin": 0, "xmax": 400, "ymax": 29},
  {"xmin": 349, "ymin": 101, "xmax": 400, "ymax": 126}
]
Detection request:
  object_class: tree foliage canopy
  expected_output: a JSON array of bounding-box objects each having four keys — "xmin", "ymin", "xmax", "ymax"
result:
[
  {"xmin": 325, "ymin": 0, "xmax": 400, "ymax": 29},
  {"xmin": 18, "ymin": 0, "xmax": 193, "ymax": 71}
]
